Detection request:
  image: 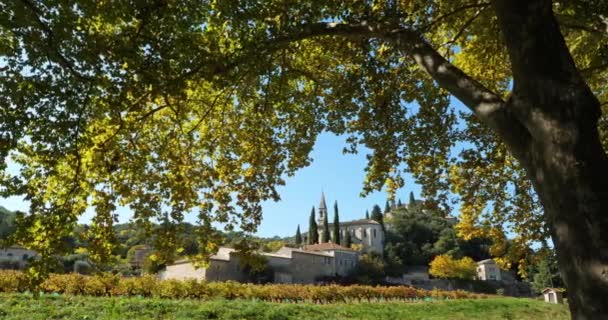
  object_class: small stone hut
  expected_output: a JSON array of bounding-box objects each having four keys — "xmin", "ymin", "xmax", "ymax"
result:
[{"xmin": 542, "ymin": 288, "xmax": 564, "ymax": 304}]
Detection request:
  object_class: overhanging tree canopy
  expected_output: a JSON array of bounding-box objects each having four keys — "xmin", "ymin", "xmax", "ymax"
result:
[{"xmin": 1, "ymin": 1, "xmax": 607, "ymax": 318}]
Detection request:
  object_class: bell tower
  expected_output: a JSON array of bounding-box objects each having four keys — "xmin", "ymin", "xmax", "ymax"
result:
[{"xmin": 318, "ymin": 192, "xmax": 327, "ymax": 225}]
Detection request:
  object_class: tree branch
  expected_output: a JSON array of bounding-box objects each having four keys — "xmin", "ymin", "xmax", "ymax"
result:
[
  {"xmin": 20, "ymin": 0, "xmax": 92, "ymax": 81},
  {"xmin": 271, "ymin": 23, "xmax": 531, "ymax": 156},
  {"xmin": 205, "ymin": 21, "xmax": 533, "ymax": 160},
  {"xmin": 385, "ymin": 30, "xmax": 531, "ymax": 160},
  {"xmin": 445, "ymin": 7, "xmax": 489, "ymax": 46},
  {"xmin": 423, "ymin": 2, "xmax": 492, "ymax": 31}
]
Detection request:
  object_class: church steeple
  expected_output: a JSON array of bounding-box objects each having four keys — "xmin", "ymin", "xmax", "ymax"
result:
[{"xmin": 318, "ymin": 192, "xmax": 327, "ymax": 225}]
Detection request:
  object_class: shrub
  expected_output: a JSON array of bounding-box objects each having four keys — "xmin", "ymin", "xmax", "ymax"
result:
[
  {"xmin": 0, "ymin": 270, "xmax": 25, "ymax": 292},
  {"xmin": 429, "ymin": 255, "xmax": 477, "ymax": 280},
  {"xmin": 74, "ymin": 260, "xmax": 93, "ymax": 275},
  {"xmin": 0, "ymin": 270, "xmax": 488, "ymax": 303},
  {"xmin": 350, "ymin": 253, "xmax": 387, "ymax": 285}
]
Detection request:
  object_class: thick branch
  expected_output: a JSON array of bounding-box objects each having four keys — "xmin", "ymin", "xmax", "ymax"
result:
[
  {"xmin": 219, "ymin": 21, "xmax": 533, "ymax": 160},
  {"xmin": 385, "ymin": 30, "xmax": 532, "ymax": 160},
  {"xmin": 492, "ymin": 0, "xmax": 602, "ymax": 132}
]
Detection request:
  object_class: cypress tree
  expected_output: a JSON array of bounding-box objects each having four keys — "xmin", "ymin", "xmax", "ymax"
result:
[
  {"xmin": 321, "ymin": 208, "xmax": 330, "ymax": 243},
  {"xmin": 344, "ymin": 230, "xmax": 352, "ymax": 248},
  {"xmin": 308, "ymin": 207, "xmax": 318, "ymax": 244},
  {"xmin": 365, "ymin": 210, "xmax": 370, "ymax": 219},
  {"xmin": 384, "ymin": 200, "xmax": 390, "ymax": 214},
  {"xmin": 397, "ymin": 198, "xmax": 403, "ymax": 208},
  {"xmin": 409, "ymin": 192, "xmax": 416, "ymax": 206},
  {"xmin": 371, "ymin": 204, "xmax": 384, "ymax": 229},
  {"xmin": 295, "ymin": 225, "xmax": 302, "ymax": 245},
  {"xmin": 333, "ymin": 201, "xmax": 340, "ymax": 245}
]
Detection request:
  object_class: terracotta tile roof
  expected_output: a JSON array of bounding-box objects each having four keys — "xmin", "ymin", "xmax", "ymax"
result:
[{"xmin": 302, "ymin": 242, "xmax": 356, "ymax": 252}]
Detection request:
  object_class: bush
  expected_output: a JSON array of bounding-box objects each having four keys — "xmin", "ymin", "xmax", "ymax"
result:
[
  {"xmin": 429, "ymin": 255, "xmax": 477, "ymax": 280},
  {"xmin": 0, "ymin": 270, "xmax": 488, "ymax": 303},
  {"xmin": 74, "ymin": 260, "xmax": 93, "ymax": 275},
  {"xmin": 350, "ymin": 253, "xmax": 387, "ymax": 285},
  {"xmin": 0, "ymin": 270, "xmax": 26, "ymax": 292}
]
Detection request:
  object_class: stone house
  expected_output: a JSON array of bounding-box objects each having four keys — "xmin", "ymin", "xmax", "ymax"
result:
[
  {"xmin": 158, "ymin": 247, "xmax": 248, "ymax": 282},
  {"xmin": 476, "ymin": 259, "xmax": 502, "ymax": 281},
  {"xmin": 0, "ymin": 245, "xmax": 37, "ymax": 269},
  {"xmin": 158, "ymin": 244, "xmax": 359, "ymax": 284}
]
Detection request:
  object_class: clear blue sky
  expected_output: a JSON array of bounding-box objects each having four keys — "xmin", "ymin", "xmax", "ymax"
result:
[{"xmin": 256, "ymin": 132, "xmax": 421, "ymax": 238}]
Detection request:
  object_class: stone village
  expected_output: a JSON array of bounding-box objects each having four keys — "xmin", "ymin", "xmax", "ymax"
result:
[{"xmin": 157, "ymin": 193, "xmax": 512, "ymax": 289}]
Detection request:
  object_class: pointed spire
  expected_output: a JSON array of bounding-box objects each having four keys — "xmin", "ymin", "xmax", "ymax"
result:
[
  {"xmin": 318, "ymin": 192, "xmax": 327, "ymax": 225},
  {"xmin": 319, "ymin": 192, "xmax": 327, "ymax": 211}
]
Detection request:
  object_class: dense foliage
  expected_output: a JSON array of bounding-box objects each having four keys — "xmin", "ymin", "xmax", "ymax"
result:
[
  {"xmin": 2, "ymin": 3, "xmax": 608, "ymax": 316},
  {"xmin": 527, "ymin": 250, "xmax": 564, "ymax": 294},
  {"xmin": 349, "ymin": 253, "xmax": 387, "ymax": 285},
  {"xmin": 0, "ymin": 270, "xmax": 486, "ymax": 303},
  {"xmin": 429, "ymin": 255, "xmax": 477, "ymax": 280},
  {"xmin": 384, "ymin": 202, "xmax": 490, "ymax": 270},
  {"xmin": 0, "ymin": 207, "xmax": 16, "ymax": 241}
]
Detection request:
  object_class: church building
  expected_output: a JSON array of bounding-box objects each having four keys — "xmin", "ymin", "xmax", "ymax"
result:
[{"xmin": 302, "ymin": 193, "xmax": 384, "ymax": 254}]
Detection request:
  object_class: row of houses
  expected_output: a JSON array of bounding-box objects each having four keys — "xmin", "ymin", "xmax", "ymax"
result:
[
  {"xmin": 158, "ymin": 243, "xmax": 506, "ymax": 284},
  {"xmin": 159, "ymin": 243, "xmax": 359, "ymax": 284}
]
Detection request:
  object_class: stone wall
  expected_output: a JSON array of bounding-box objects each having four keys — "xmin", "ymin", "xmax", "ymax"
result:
[
  {"xmin": 158, "ymin": 254, "xmax": 247, "ymax": 282},
  {"xmin": 158, "ymin": 261, "xmax": 206, "ymax": 280},
  {"xmin": 339, "ymin": 224, "xmax": 384, "ymax": 254},
  {"xmin": 290, "ymin": 251, "xmax": 334, "ymax": 284},
  {"xmin": 0, "ymin": 246, "xmax": 37, "ymax": 269},
  {"xmin": 332, "ymin": 250, "xmax": 358, "ymax": 276}
]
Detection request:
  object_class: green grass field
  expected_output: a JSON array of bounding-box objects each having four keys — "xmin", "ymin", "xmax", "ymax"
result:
[{"xmin": 0, "ymin": 293, "xmax": 570, "ymax": 320}]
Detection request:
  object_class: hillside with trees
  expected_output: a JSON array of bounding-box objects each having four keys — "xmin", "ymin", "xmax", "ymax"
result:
[
  {"xmin": 0, "ymin": 207, "xmax": 16, "ymax": 241},
  {"xmin": 384, "ymin": 197, "xmax": 491, "ymax": 270}
]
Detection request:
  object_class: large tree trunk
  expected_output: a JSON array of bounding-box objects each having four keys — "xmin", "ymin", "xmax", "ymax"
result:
[
  {"xmin": 492, "ymin": 0, "xmax": 608, "ymax": 318},
  {"xmin": 529, "ymin": 123, "xmax": 608, "ymax": 319}
]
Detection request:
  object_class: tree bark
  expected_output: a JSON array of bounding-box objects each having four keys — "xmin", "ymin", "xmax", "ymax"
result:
[{"xmin": 491, "ymin": 0, "xmax": 608, "ymax": 319}]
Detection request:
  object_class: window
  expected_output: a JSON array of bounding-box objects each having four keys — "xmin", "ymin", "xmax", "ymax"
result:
[
  {"xmin": 363, "ymin": 229, "xmax": 367, "ymax": 237},
  {"xmin": 22, "ymin": 254, "xmax": 29, "ymax": 260},
  {"xmin": 7, "ymin": 253, "xmax": 12, "ymax": 257},
  {"xmin": 373, "ymin": 229, "xmax": 376, "ymax": 238}
]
